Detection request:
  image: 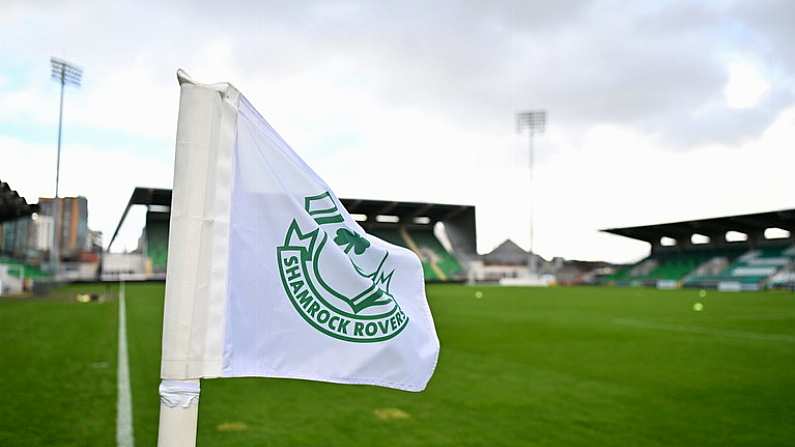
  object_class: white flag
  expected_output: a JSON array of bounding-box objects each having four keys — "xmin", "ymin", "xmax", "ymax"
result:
[{"xmin": 160, "ymin": 71, "xmax": 439, "ymax": 392}]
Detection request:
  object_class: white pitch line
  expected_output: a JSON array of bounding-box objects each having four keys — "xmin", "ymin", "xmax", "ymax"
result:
[
  {"xmin": 613, "ymin": 318, "xmax": 795, "ymax": 343},
  {"xmin": 117, "ymin": 281, "xmax": 135, "ymax": 447}
]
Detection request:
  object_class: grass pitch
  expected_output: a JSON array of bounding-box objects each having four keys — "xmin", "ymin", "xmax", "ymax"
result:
[{"xmin": 1, "ymin": 284, "xmax": 794, "ymax": 446}]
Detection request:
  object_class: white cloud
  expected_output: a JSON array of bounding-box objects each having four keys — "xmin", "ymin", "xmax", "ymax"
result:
[
  {"xmin": 724, "ymin": 62, "xmax": 771, "ymax": 109},
  {"xmin": 2, "ymin": 0, "xmax": 795, "ymax": 264}
]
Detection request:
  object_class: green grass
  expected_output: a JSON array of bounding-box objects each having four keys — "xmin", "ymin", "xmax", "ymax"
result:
[
  {"xmin": 0, "ymin": 284, "xmax": 118, "ymax": 446},
  {"xmin": 2, "ymin": 284, "xmax": 795, "ymax": 446}
]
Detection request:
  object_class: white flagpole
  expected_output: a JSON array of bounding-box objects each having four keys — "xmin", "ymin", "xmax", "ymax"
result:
[
  {"xmin": 157, "ymin": 70, "xmax": 237, "ymax": 447},
  {"xmin": 157, "ymin": 379, "xmax": 200, "ymax": 447},
  {"xmin": 156, "ymin": 70, "xmax": 205, "ymax": 447}
]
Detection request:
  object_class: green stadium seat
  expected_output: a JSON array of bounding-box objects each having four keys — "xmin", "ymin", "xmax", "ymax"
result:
[
  {"xmin": 144, "ymin": 217, "xmax": 170, "ymax": 273},
  {"xmin": 409, "ymin": 230, "xmax": 462, "ymax": 279},
  {"xmin": 607, "ymin": 247, "xmax": 759, "ymax": 288},
  {"xmin": 368, "ymin": 228, "xmax": 405, "ymax": 247},
  {"xmin": 368, "ymin": 227, "xmax": 462, "ymax": 281},
  {"xmin": 0, "ymin": 257, "xmax": 48, "ymax": 279}
]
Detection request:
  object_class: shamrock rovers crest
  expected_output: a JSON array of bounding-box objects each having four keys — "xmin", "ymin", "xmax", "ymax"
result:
[{"xmin": 277, "ymin": 192, "xmax": 409, "ymax": 342}]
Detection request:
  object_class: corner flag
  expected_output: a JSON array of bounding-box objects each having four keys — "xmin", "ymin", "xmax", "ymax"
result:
[{"xmin": 159, "ymin": 71, "xmax": 439, "ymax": 395}]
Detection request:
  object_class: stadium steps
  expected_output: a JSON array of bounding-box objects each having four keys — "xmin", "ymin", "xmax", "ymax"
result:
[
  {"xmin": 630, "ymin": 259, "xmax": 658, "ymax": 277},
  {"xmin": 612, "ymin": 249, "xmax": 746, "ymax": 287},
  {"xmin": 715, "ymin": 244, "xmax": 795, "ymax": 287},
  {"xmin": 684, "ymin": 244, "xmax": 795, "ymax": 289},
  {"xmin": 337, "ymin": 226, "xmax": 462, "ymax": 282},
  {"xmin": 601, "ymin": 264, "xmax": 635, "ymax": 284},
  {"xmin": 687, "ymin": 256, "xmax": 731, "ymax": 279},
  {"xmin": 410, "ymin": 230, "xmax": 462, "ymax": 278},
  {"xmin": 145, "ymin": 221, "xmax": 169, "ymax": 273},
  {"xmin": 399, "ymin": 226, "xmax": 447, "ymax": 280},
  {"xmin": 368, "ymin": 227, "xmax": 437, "ymax": 281},
  {"xmin": 646, "ymin": 252, "xmax": 716, "ymax": 281},
  {"xmin": 603, "ymin": 259, "xmax": 659, "ymax": 286}
]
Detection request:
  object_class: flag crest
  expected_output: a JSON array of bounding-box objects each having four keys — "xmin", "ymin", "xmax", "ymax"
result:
[{"xmin": 161, "ymin": 71, "xmax": 439, "ymax": 392}]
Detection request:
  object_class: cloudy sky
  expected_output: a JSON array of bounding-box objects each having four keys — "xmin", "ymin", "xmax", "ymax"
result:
[{"xmin": 2, "ymin": 0, "xmax": 794, "ymax": 263}]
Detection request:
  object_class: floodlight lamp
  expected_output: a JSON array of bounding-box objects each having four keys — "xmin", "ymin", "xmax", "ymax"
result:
[
  {"xmin": 516, "ymin": 110, "xmax": 547, "ymax": 134},
  {"xmin": 50, "ymin": 57, "xmax": 83, "ymax": 87}
]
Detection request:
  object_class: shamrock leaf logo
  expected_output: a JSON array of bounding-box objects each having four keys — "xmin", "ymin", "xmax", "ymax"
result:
[{"xmin": 334, "ymin": 228, "xmax": 370, "ymax": 255}]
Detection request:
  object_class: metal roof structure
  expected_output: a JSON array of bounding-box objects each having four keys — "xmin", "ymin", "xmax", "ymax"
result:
[
  {"xmin": 602, "ymin": 209, "xmax": 795, "ymax": 243},
  {"xmin": 107, "ymin": 187, "xmax": 172, "ymax": 250},
  {"xmin": 340, "ymin": 198, "xmax": 473, "ymax": 222},
  {"xmin": 108, "ymin": 187, "xmax": 475, "ymax": 250},
  {"xmin": 0, "ymin": 179, "xmax": 36, "ymax": 223}
]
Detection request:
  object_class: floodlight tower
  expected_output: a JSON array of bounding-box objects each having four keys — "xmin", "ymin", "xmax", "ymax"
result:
[
  {"xmin": 50, "ymin": 57, "xmax": 82, "ymax": 198},
  {"xmin": 49, "ymin": 57, "xmax": 82, "ymax": 277},
  {"xmin": 516, "ymin": 110, "xmax": 547, "ymax": 277}
]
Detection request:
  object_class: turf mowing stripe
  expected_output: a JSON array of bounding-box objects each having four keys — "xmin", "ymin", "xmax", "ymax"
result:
[
  {"xmin": 613, "ymin": 318, "xmax": 795, "ymax": 343},
  {"xmin": 117, "ymin": 282, "xmax": 135, "ymax": 447}
]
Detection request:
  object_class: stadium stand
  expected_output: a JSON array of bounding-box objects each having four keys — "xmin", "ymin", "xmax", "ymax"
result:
[
  {"xmin": 685, "ymin": 244, "xmax": 795, "ymax": 290},
  {"xmin": 367, "ymin": 227, "xmax": 404, "ymax": 247},
  {"xmin": 144, "ymin": 211, "xmax": 170, "ymax": 273},
  {"xmin": 109, "ymin": 187, "xmax": 477, "ymax": 282},
  {"xmin": 0, "ymin": 180, "xmax": 43, "ymax": 294},
  {"xmin": 603, "ymin": 209, "xmax": 795, "ymax": 290},
  {"xmin": 410, "ymin": 229, "xmax": 462, "ymax": 279},
  {"xmin": 0, "ymin": 257, "xmax": 47, "ymax": 279},
  {"xmin": 340, "ymin": 199, "xmax": 475, "ymax": 282},
  {"xmin": 0, "ymin": 180, "xmax": 35, "ymax": 223},
  {"xmin": 367, "ymin": 227, "xmax": 443, "ymax": 280},
  {"xmin": 601, "ymin": 265, "xmax": 632, "ymax": 284},
  {"xmin": 367, "ymin": 227, "xmax": 437, "ymax": 280},
  {"xmin": 555, "ymin": 259, "xmax": 616, "ymax": 285}
]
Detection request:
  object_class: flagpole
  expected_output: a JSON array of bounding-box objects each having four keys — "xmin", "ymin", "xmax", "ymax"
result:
[
  {"xmin": 157, "ymin": 69, "xmax": 218, "ymax": 447},
  {"xmin": 157, "ymin": 379, "xmax": 200, "ymax": 447}
]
